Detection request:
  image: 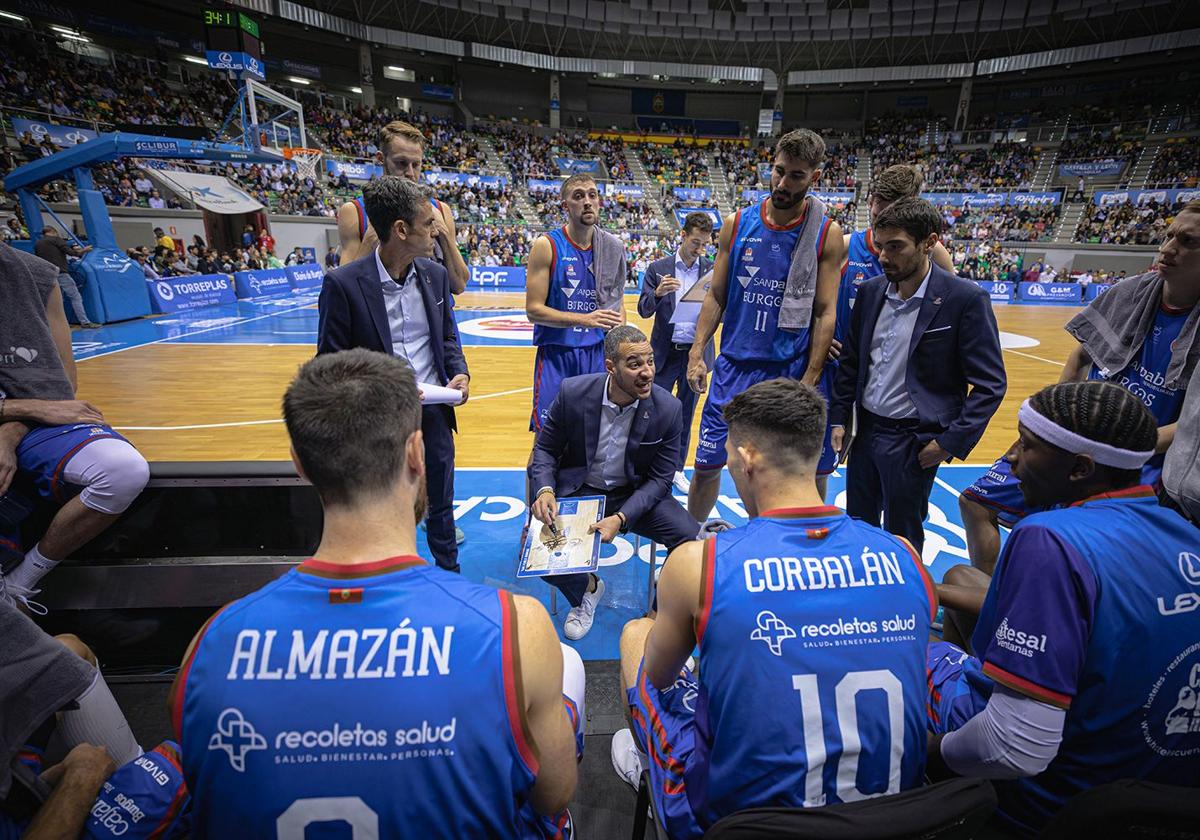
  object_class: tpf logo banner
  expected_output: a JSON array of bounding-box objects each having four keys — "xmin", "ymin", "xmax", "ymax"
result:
[
  {"xmin": 12, "ymin": 118, "xmax": 96, "ymax": 148},
  {"xmin": 468, "ymin": 266, "xmax": 527, "ymax": 288}
]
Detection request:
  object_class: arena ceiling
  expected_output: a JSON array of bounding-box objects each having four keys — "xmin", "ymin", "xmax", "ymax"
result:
[{"xmin": 295, "ymin": 0, "xmax": 1196, "ymax": 72}]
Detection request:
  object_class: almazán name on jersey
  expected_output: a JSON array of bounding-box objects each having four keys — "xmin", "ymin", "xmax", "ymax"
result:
[
  {"xmin": 225, "ymin": 621, "xmax": 454, "ymax": 681},
  {"xmin": 743, "ymin": 546, "xmax": 908, "ymax": 593}
]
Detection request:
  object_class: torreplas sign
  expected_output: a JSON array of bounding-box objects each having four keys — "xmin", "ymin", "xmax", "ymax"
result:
[{"xmin": 147, "ymin": 274, "xmax": 237, "ymax": 313}]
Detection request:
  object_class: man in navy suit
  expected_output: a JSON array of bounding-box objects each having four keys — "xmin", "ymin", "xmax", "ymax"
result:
[
  {"xmin": 529, "ymin": 326, "xmax": 699, "ymax": 639},
  {"xmin": 638, "ymin": 212, "xmax": 715, "ymax": 492},
  {"xmin": 829, "ymin": 198, "xmax": 1005, "ymax": 553},
  {"xmin": 317, "ymin": 176, "xmax": 470, "ymax": 572}
]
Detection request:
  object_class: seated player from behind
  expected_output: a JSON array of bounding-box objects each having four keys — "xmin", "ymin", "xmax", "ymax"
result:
[
  {"xmin": 928, "ymin": 381, "xmax": 1200, "ymax": 837},
  {"xmin": 617, "ymin": 379, "xmax": 936, "ymax": 838},
  {"xmin": 170, "ymin": 350, "xmax": 581, "ymax": 836},
  {"xmin": 0, "ymin": 244, "xmax": 149, "ymax": 612}
]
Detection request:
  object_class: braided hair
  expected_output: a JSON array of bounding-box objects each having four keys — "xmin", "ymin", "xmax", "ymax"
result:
[{"xmin": 1028, "ymin": 381, "xmax": 1158, "ymax": 486}]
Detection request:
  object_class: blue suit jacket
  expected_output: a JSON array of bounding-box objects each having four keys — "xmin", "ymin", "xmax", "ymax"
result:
[
  {"xmin": 638, "ymin": 253, "xmax": 716, "ymax": 368},
  {"xmin": 829, "ymin": 262, "xmax": 1006, "ymax": 459},
  {"xmin": 529, "ymin": 373, "xmax": 683, "ymax": 526},
  {"xmin": 316, "ymin": 251, "xmax": 468, "ymax": 426}
]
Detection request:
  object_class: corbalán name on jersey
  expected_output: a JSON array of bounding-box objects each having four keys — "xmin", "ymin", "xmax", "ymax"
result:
[
  {"xmin": 744, "ymin": 547, "xmax": 906, "ymax": 593},
  {"xmin": 225, "ymin": 620, "xmax": 455, "ymax": 680}
]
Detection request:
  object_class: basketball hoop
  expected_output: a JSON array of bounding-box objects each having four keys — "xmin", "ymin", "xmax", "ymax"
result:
[{"xmin": 282, "ymin": 147, "xmax": 323, "ymax": 182}]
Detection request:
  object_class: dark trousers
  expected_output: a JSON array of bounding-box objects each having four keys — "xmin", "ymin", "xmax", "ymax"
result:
[
  {"xmin": 422, "ymin": 404, "xmax": 458, "ymax": 573},
  {"xmin": 655, "ymin": 344, "xmax": 699, "ymax": 468},
  {"xmin": 846, "ymin": 410, "xmax": 940, "ymax": 554},
  {"xmin": 545, "ymin": 483, "xmax": 698, "ymax": 607}
]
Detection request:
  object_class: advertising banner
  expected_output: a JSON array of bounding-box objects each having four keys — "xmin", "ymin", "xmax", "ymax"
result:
[
  {"xmin": 553, "ymin": 157, "xmax": 603, "ymax": 175},
  {"xmin": 468, "ymin": 265, "xmax": 527, "ymax": 288},
  {"xmin": 11, "ymin": 118, "xmax": 96, "ymax": 148},
  {"xmin": 977, "ymin": 280, "xmax": 1015, "ymax": 302},
  {"xmin": 233, "ymin": 268, "xmax": 292, "ymax": 299},
  {"xmin": 673, "ymin": 187, "xmax": 711, "ymax": 202},
  {"xmin": 1018, "ymin": 282, "xmax": 1083, "ymax": 304},
  {"xmin": 286, "ymin": 263, "xmax": 324, "ymax": 290},
  {"xmin": 673, "ymin": 207, "xmax": 722, "ymax": 230},
  {"xmin": 146, "ymin": 274, "xmax": 236, "ymax": 313},
  {"xmin": 1059, "ymin": 161, "xmax": 1125, "ymax": 178}
]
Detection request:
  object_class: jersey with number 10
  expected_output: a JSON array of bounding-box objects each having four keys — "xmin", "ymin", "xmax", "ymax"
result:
[
  {"xmin": 690, "ymin": 508, "xmax": 935, "ymax": 827},
  {"xmin": 721, "ymin": 199, "xmax": 832, "ymax": 363},
  {"xmin": 176, "ymin": 556, "xmax": 546, "ymax": 838}
]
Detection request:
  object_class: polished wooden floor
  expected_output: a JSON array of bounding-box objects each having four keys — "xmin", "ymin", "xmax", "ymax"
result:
[{"xmin": 76, "ymin": 296, "xmax": 1079, "ymax": 466}]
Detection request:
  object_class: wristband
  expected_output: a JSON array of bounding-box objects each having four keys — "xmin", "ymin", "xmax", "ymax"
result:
[{"xmin": 616, "ymin": 511, "xmax": 628, "ymax": 531}]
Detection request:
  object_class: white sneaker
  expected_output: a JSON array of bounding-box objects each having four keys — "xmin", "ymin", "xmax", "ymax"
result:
[
  {"xmin": 563, "ymin": 577, "xmax": 605, "ymax": 640},
  {"xmin": 673, "ymin": 471, "xmax": 691, "ymax": 493},
  {"xmin": 611, "ymin": 728, "xmax": 647, "ymax": 790},
  {"xmin": 0, "ymin": 576, "xmax": 47, "ymax": 616}
]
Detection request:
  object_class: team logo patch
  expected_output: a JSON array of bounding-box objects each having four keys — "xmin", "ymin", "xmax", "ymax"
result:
[
  {"xmin": 208, "ymin": 708, "xmax": 266, "ymax": 772},
  {"xmin": 751, "ymin": 610, "xmax": 796, "ymax": 656},
  {"xmin": 330, "ymin": 587, "xmax": 364, "ymax": 604},
  {"xmin": 805, "ymin": 527, "xmax": 830, "ymax": 540}
]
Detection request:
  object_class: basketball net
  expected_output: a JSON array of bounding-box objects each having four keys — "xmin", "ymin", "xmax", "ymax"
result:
[{"xmin": 282, "ymin": 147, "xmax": 323, "ymax": 182}]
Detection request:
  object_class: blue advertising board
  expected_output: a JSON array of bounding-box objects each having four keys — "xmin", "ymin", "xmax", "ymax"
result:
[
  {"xmin": 286, "ymin": 263, "xmax": 324, "ymax": 290},
  {"xmin": 673, "ymin": 207, "xmax": 722, "ymax": 230},
  {"xmin": 424, "ymin": 171, "xmax": 508, "ymax": 188},
  {"xmin": 1094, "ymin": 188, "xmax": 1200, "ymax": 206},
  {"xmin": 553, "ymin": 157, "xmax": 603, "ymax": 175},
  {"xmin": 1059, "ymin": 161, "xmax": 1125, "ymax": 178},
  {"xmin": 421, "ymin": 83, "xmax": 454, "ymax": 102},
  {"xmin": 233, "ymin": 268, "xmax": 292, "ymax": 299},
  {"xmin": 205, "ymin": 50, "xmax": 264, "ymax": 80},
  {"xmin": 528, "ymin": 179, "xmax": 564, "ymax": 193},
  {"xmin": 11, "ymin": 118, "xmax": 96, "ymax": 147},
  {"xmin": 925, "ymin": 191, "xmax": 1061, "ymax": 206},
  {"xmin": 1018, "ymin": 281, "xmax": 1082, "ymax": 304},
  {"xmin": 468, "ymin": 265, "xmax": 526, "ymax": 288},
  {"xmin": 146, "ymin": 274, "xmax": 237, "ymax": 314},
  {"xmin": 978, "ymin": 280, "xmax": 1015, "ymax": 302},
  {"xmin": 1085, "ymin": 283, "xmax": 1114, "ymax": 301},
  {"xmin": 673, "ymin": 187, "xmax": 711, "ymax": 202},
  {"xmin": 603, "ymin": 183, "xmax": 644, "ymax": 198},
  {"xmin": 326, "ymin": 159, "xmax": 383, "ymax": 181}
]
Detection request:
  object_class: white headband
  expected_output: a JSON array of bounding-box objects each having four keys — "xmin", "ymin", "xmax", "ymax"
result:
[{"xmin": 1017, "ymin": 399, "xmax": 1155, "ymax": 470}]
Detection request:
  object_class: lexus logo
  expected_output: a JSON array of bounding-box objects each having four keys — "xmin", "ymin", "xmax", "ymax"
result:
[
  {"xmin": 1178, "ymin": 552, "xmax": 1200, "ymax": 587},
  {"xmin": 219, "ymin": 52, "xmax": 233, "ymax": 63}
]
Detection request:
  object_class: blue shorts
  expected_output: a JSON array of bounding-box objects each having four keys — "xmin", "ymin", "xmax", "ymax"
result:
[
  {"xmin": 695, "ymin": 355, "xmax": 836, "ymax": 474},
  {"xmin": 926, "ymin": 641, "xmax": 993, "ymax": 736},
  {"xmin": 531, "ymin": 344, "xmax": 605, "ymax": 431},
  {"xmin": 16, "ymin": 424, "xmax": 131, "ymax": 505},
  {"xmin": 627, "ymin": 659, "xmax": 703, "ymax": 840},
  {"xmin": 83, "ymin": 741, "xmax": 190, "ymax": 839},
  {"xmin": 961, "ymin": 457, "xmax": 1044, "ymax": 528}
]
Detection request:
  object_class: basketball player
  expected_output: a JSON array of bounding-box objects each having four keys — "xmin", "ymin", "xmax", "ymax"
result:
[
  {"xmin": 525, "ymin": 173, "xmax": 626, "ymax": 431},
  {"xmin": 617, "ymin": 379, "xmax": 935, "ymax": 837},
  {"xmin": 927, "ymin": 381, "xmax": 1200, "ymax": 836},
  {"xmin": 336, "ymin": 120, "xmax": 469, "ymax": 294},
  {"xmin": 958, "ymin": 200, "xmax": 1200, "ymax": 573},
  {"xmin": 171, "ymin": 350, "xmax": 581, "ymax": 835},
  {"xmin": 685, "ymin": 129, "xmax": 845, "ymax": 520},
  {"xmin": 0, "ymin": 245, "xmax": 149, "ymax": 612}
]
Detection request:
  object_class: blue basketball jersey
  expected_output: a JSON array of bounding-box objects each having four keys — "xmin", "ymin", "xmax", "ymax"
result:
[
  {"xmin": 533, "ymin": 227, "xmax": 602, "ymax": 348},
  {"xmin": 971, "ymin": 489, "xmax": 1200, "ymax": 834},
  {"xmin": 84, "ymin": 742, "xmax": 190, "ymax": 840},
  {"xmin": 689, "ymin": 507, "xmax": 935, "ymax": 825},
  {"xmin": 1087, "ymin": 304, "xmax": 1191, "ymax": 484},
  {"xmin": 721, "ymin": 200, "xmax": 832, "ymax": 363},
  {"xmin": 176, "ymin": 556, "xmax": 545, "ymax": 837},
  {"xmin": 836, "ymin": 230, "xmax": 882, "ymax": 346},
  {"xmin": 355, "ymin": 196, "xmax": 445, "ymax": 263}
]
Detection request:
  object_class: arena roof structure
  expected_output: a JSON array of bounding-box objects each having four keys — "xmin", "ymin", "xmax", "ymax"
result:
[{"xmin": 238, "ymin": 0, "xmax": 1198, "ymax": 74}]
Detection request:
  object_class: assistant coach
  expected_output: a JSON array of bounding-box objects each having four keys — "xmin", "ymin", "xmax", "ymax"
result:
[
  {"xmin": 317, "ymin": 176, "xmax": 469, "ymax": 573},
  {"xmin": 829, "ymin": 197, "xmax": 1005, "ymax": 553}
]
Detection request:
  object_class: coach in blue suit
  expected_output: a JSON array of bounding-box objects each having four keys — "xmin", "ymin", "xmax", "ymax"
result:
[
  {"xmin": 638, "ymin": 212, "xmax": 715, "ymax": 476},
  {"xmin": 529, "ymin": 326, "xmax": 699, "ymax": 640},
  {"xmin": 317, "ymin": 176, "xmax": 470, "ymax": 572},
  {"xmin": 829, "ymin": 198, "xmax": 1005, "ymax": 553}
]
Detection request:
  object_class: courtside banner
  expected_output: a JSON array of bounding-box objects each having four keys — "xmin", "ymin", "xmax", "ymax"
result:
[
  {"xmin": 1085, "ymin": 283, "xmax": 1115, "ymax": 301},
  {"xmin": 468, "ymin": 265, "xmax": 526, "ymax": 288},
  {"xmin": 1018, "ymin": 282, "xmax": 1083, "ymax": 304},
  {"xmin": 234, "ymin": 268, "xmax": 292, "ymax": 299},
  {"xmin": 978, "ymin": 280, "xmax": 1015, "ymax": 302},
  {"xmin": 286, "ymin": 264, "xmax": 324, "ymax": 290},
  {"xmin": 673, "ymin": 187, "xmax": 710, "ymax": 202},
  {"xmin": 147, "ymin": 274, "xmax": 236, "ymax": 314}
]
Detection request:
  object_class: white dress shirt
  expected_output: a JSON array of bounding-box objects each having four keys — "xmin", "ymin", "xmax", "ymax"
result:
[
  {"xmin": 584, "ymin": 377, "xmax": 638, "ymax": 490},
  {"xmin": 670, "ymin": 251, "xmax": 703, "ymax": 344},
  {"xmin": 861, "ymin": 263, "xmax": 932, "ymax": 420},
  {"xmin": 375, "ymin": 248, "xmax": 437, "ymax": 387}
]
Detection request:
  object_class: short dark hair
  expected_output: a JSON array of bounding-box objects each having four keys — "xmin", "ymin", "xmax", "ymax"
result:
[
  {"xmin": 1028, "ymin": 381, "xmax": 1157, "ymax": 488},
  {"xmin": 723, "ymin": 379, "xmax": 826, "ymax": 465},
  {"xmin": 604, "ymin": 324, "xmax": 648, "ymax": 361},
  {"xmin": 774, "ymin": 129, "xmax": 826, "ymax": 167},
  {"xmin": 283, "ymin": 349, "xmax": 422, "ymax": 507},
  {"xmin": 870, "ymin": 164, "xmax": 924, "ymax": 203},
  {"xmin": 560, "ymin": 174, "xmax": 597, "ymax": 200},
  {"xmin": 872, "ymin": 197, "xmax": 942, "ymax": 244},
  {"xmin": 682, "ymin": 212, "xmax": 714, "ymax": 236},
  {"xmin": 362, "ymin": 176, "xmax": 431, "ymax": 244}
]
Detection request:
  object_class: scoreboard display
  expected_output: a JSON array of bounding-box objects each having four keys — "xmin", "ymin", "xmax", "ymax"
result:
[{"xmin": 202, "ymin": 10, "xmax": 263, "ymax": 78}]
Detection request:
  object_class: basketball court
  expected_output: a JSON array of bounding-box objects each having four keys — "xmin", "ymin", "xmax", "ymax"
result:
[{"xmin": 68, "ymin": 292, "xmax": 1080, "ymax": 659}]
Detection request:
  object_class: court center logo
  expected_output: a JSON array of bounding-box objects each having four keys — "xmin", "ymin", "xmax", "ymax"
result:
[
  {"xmin": 209, "ymin": 708, "xmax": 267, "ymax": 772},
  {"xmin": 751, "ymin": 610, "xmax": 796, "ymax": 656},
  {"xmin": 456, "ymin": 314, "xmax": 534, "ymax": 342}
]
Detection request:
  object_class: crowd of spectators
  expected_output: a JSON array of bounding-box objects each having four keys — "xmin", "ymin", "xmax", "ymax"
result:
[
  {"xmin": 636, "ymin": 140, "xmax": 707, "ymax": 187},
  {"xmin": 941, "ymin": 202, "xmax": 1059, "ymax": 242},
  {"xmin": 950, "ymin": 242, "xmax": 1025, "ymax": 281},
  {"xmin": 222, "ymin": 161, "xmax": 340, "ymax": 217},
  {"xmin": 1056, "ymin": 130, "xmax": 1138, "ymax": 165},
  {"xmin": 556, "ymin": 133, "xmax": 631, "ymax": 180},
  {"xmin": 455, "ymin": 223, "xmax": 535, "ymax": 267},
  {"xmin": 1148, "ymin": 139, "xmax": 1199, "ymax": 188},
  {"xmin": 714, "ymin": 141, "xmax": 772, "ymax": 187},
  {"xmin": 308, "ymin": 105, "xmax": 483, "ymax": 172},
  {"xmin": 487, "ymin": 124, "xmax": 554, "ymax": 180},
  {"xmin": 1075, "ymin": 198, "xmax": 1184, "ymax": 246},
  {"xmin": 923, "ymin": 142, "xmax": 1039, "ymax": 191},
  {"xmin": 438, "ymin": 182, "xmax": 522, "ymax": 224}
]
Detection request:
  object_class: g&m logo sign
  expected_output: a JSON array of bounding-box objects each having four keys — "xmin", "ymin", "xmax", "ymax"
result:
[
  {"xmin": 1018, "ymin": 282, "xmax": 1082, "ymax": 304},
  {"xmin": 468, "ymin": 266, "xmax": 526, "ymax": 288}
]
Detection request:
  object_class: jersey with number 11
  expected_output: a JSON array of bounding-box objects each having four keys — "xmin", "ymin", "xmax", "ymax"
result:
[{"xmin": 690, "ymin": 508, "xmax": 935, "ymax": 828}]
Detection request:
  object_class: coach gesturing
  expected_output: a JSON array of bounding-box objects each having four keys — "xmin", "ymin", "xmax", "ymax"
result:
[
  {"xmin": 829, "ymin": 198, "xmax": 1005, "ymax": 553},
  {"xmin": 317, "ymin": 176, "xmax": 469, "ymax": 573}
]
